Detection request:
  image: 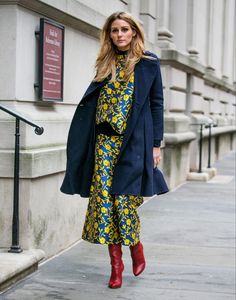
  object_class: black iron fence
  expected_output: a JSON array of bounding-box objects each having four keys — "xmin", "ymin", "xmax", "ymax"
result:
[
  {"xmin": 0, "ymin": 104, "xmax": 44, "ymax": 253},
  {"xmin": 190, "ymin": 121, "xmax": 217, "ymax": 173}
]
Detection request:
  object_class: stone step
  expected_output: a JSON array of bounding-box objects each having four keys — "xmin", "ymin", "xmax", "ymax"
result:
[
  {"xmin": 187, "ymin": 167, "xmax": 217, "ymax": 181},
  {"xmin": 0, "ymin": 248, "xmax": 45, "ymax": 292}
]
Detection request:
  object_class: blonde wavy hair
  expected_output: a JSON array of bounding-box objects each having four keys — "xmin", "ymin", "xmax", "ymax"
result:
[{"xmin": 93, "ymin": 11, "xmax": 146, "ymax": 82}]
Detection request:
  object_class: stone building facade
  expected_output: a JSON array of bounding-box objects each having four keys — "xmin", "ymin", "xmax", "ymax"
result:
[{"xmin": 0, "ymin": 0, "xmax": 235, "ymax": 259}]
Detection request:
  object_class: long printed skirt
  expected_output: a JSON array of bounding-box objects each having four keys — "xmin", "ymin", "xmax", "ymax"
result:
[{"xmin": 82, "ymin": 133, "xmax": 144, "ymax": 246}]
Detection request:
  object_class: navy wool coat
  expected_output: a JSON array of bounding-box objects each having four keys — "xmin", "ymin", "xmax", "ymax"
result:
[{"xmin": 61, "ymin": 52, "xmax": 169, "ymax": 197}]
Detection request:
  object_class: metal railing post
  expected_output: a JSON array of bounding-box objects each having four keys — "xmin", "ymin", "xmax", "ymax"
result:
[
  {"xmin": 0, "ymin": 104, "xmax": 44, "ymax": 253},
  {"xmin": 198, "ymin": 124, "xmax": 204, "ymax": 173},
  {"xmin": 207, "ymin": 124, "xmax": 212, "ymax": 168},
  {"xmin": 9, "ymin": 118, "xmax": 22, "ymax": 253},
  {"xmin": 205, "ymin": 122, "xmax": 217, "ymax": 169},
  {"xmin": 190, "ymin": 123, "xmax": 206, "ymax": 173}
]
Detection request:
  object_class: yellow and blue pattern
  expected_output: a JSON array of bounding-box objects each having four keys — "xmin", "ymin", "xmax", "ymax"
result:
[
  {"xmin": 82, "ymin": 54, "xmax": 143, "ymax": 246},
  {"xmin": 95, "ymin": 54, "xmax": 134, "ymax": 134}
]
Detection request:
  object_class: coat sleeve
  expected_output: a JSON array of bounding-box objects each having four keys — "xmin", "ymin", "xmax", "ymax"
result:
[{"xmin": 149, "ymin": 57, "xmax": 164, "ymax": 147}]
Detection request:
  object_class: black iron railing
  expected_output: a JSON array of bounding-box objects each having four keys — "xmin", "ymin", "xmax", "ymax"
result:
[
  {"xmin": 191, "ymin": 123, "xmax": 205, "ymax": 173},
  {"xmin": 205, "ymin": 123, "xmax": 217, "ymax": 168},
  {"xmin": 190, "ymin": 122, "xmax": 217, "ymax": 173},
  {"xmin": 0, "ymin": 104, "xmax": 44, "ymax": 253}
]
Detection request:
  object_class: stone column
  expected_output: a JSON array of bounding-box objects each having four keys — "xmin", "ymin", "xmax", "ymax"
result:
[
  {"xmin": 206, "ymin": 0, "xmax": 214, "ymax": 74},
  {"xmin": 156, "ymin": 0, "xmax": 176, "ymax": 49},
  {"xmin": 139, "ymin": 0, "xmax": 157, "ymax": 46},
  {"xmin": 221, "ymin": 0, "xmax": 235, "ymax": 82},
  {"xmin": 206, "ymin": 0, "xmax": 224, "ymax": 78},
  {"xmin": 233, "ymin": 3, "xmax": 236, "ymax": 87},
  {"xmin": 169, "ymin": 0, "xmax": 189, "ymax": 53},
  {"xmin": 127, "ymin": 0, "xmax": 141, "ymax": 20},
  {"xmin": 186, "ymin": 0, "xmax": 199, "ymax": 60}
]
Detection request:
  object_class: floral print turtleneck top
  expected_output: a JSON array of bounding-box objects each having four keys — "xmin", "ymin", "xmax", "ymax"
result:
[{"xmin": 95, "ymin": 52, "xmax": 134, "ymax": 135}]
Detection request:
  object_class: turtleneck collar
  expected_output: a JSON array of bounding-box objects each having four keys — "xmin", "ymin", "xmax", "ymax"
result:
[{"xmin": 115, "ymin": 49, "xmax": 128, "ymax": 55}]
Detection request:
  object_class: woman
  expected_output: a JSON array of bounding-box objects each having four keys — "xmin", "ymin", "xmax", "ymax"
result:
[{"xmin": 61, "ymin": 11, "xmax": 168, "ymax": 288}]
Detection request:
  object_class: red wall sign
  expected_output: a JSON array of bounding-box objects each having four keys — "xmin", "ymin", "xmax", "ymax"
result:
[{"xmin": 39, "ymin": 19, "xmax": 64, "ymax": 101}]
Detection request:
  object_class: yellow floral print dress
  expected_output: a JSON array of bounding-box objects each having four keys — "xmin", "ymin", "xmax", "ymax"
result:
[{"xmin": 82, "ymin": 53, "xmax": 143, "ymax": 246}]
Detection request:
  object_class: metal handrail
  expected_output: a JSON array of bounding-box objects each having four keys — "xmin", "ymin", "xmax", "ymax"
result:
[
  {"xmin": 0, "ymin": 104, "xmax": 44, "ymax": 253},
  {"xmin": 0, "ymin": 104, "xmax": 44, "ymax": 135}
]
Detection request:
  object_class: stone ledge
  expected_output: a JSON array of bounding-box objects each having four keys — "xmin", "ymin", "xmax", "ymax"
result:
[
  {"xmin": 0, "ymin": 248, "xmax": 45, "ymax": 292},
  {"xmin": 161, "ymin": 50, "xmax": 236, "ymax": 93},
  {"xmin": 202, "ymin": 167, "xmax": 217, "ymax": 179},
  {"xmin": 161, "ymin": 49, "xmax": 205, "ymax": 77},
  {"xmin": 208, "ymin": 125, "xmax": 236, "ymax": 137},
  {"xmin": 164, "ymin": 132, "xmax": 196, "ymax": 145},
  {"xmin": 164, "ymin": 114, "xmax": 191, "ymax": 134},
  {"xmin": 0, "ymin": 0, "xmax": 105, "ymax": 38},
  {"xmin": 198, "ymin": 125, "xmax": 236, "ymax": 139},
  {"xmin": 0, "ymin": 146, "xmax": 66, "ymax": 178},
  {"xmin": 187, "ymin": 172, "xmax": 209, "ymax": 182}
]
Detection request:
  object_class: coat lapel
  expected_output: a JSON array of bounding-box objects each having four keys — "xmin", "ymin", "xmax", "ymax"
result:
[
  {"xmin": 82, "ymin": 81, "xmax": 104, "ymax": 100},
  {"xmin": 116, "ymin": 57, "xmax": 158, "ymax": 160},
  {"xmin": 81, "ymin": 75, "xmax": 111, "ymax": 101}
]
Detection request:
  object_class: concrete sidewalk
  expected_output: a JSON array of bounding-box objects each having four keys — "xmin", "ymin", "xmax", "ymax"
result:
[{"xmin": 1, "ymin": 152, "xmax": 235, "ymax": 300}]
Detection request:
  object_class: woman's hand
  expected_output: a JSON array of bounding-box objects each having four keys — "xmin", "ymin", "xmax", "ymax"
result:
[{"xmin": 153, "ymin": 147, "xmax": 161, "ymax": 168}]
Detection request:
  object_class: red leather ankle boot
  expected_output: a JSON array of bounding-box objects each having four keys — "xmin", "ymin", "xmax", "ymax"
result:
[
  {"xmin": 108, "ymin": 244, "xmax": 124, "ymax": 288},
  {"xmin": 130, "ymin": 241, "xmax": 146, "ymax": 276}
]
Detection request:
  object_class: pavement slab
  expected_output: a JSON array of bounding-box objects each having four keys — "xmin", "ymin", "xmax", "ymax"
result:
[{"xmin": 1, "ymin": 152, "xmax": 235, "ymax": 300}]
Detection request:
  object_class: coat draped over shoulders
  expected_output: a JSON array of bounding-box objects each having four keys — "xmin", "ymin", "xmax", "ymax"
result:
[{"xmin": 61, "ymin": 51, "xmax": 169, "ymax": 197}]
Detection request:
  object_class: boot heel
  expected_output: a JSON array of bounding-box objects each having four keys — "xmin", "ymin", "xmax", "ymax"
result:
[{"xmin": 130, "ymin": 242, "xmax": 146, "ymax": 276}]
